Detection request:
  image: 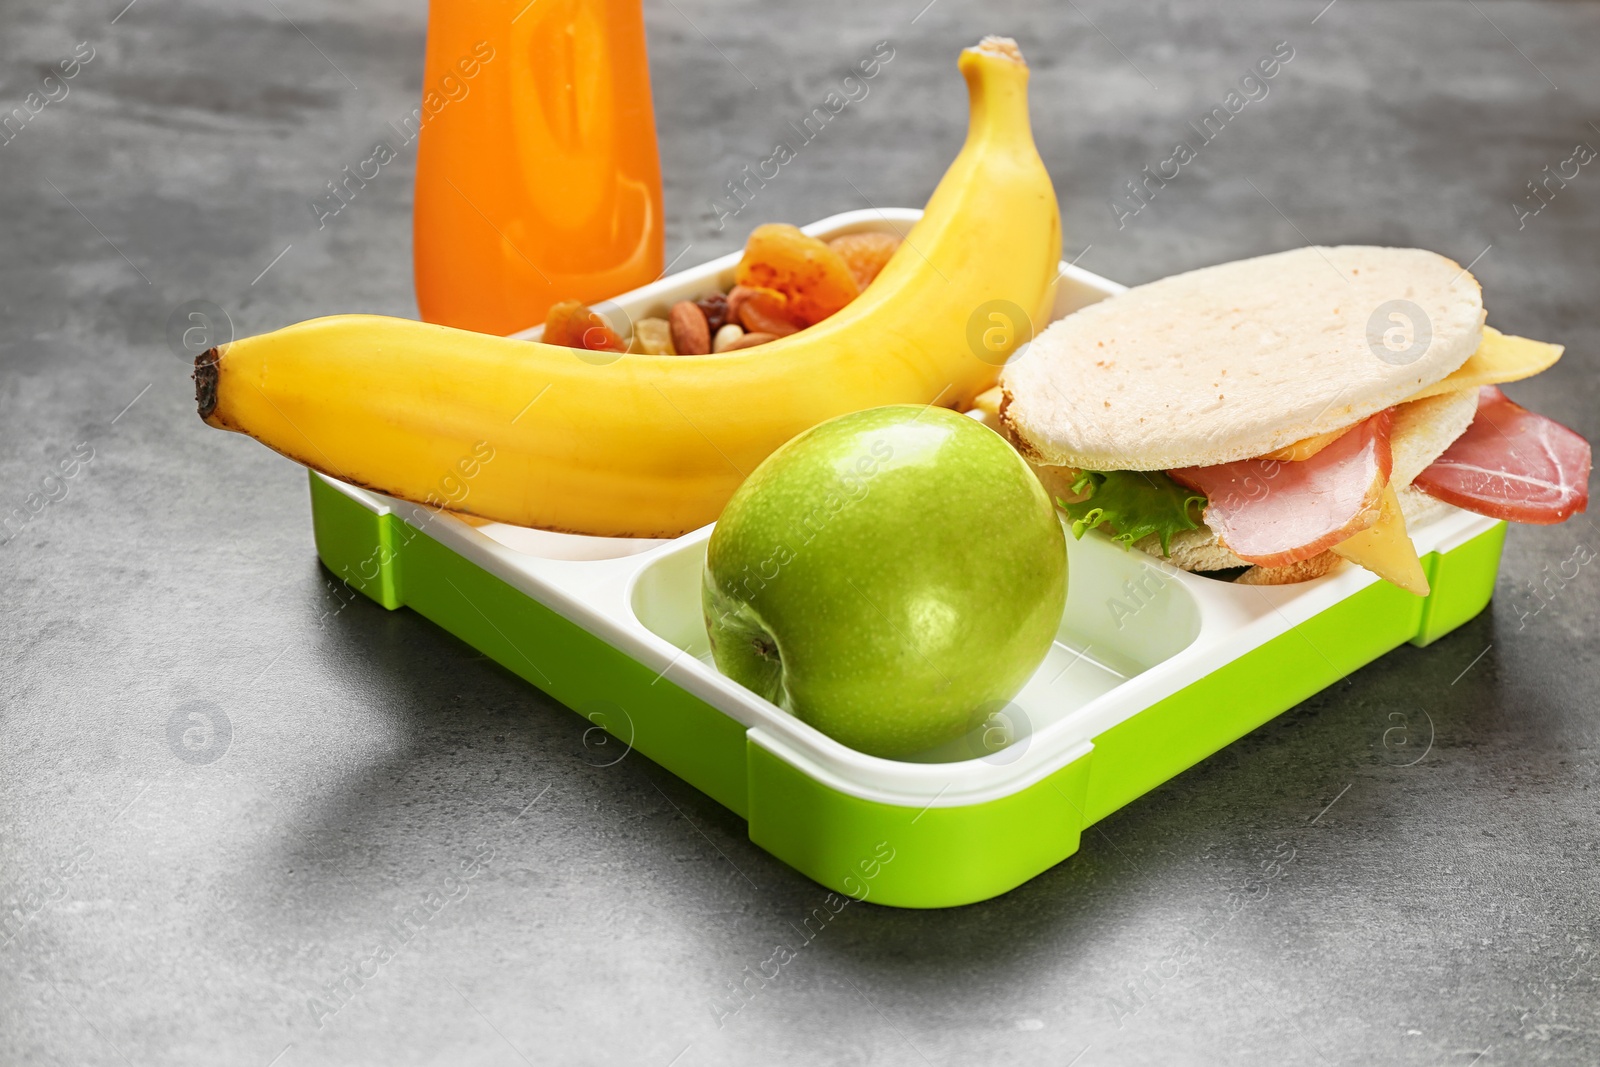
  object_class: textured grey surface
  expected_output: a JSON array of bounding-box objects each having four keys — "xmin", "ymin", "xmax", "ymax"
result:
[{"xmin": 3, "ymin": 0, "xmax": 1599, "ymax": 1064}]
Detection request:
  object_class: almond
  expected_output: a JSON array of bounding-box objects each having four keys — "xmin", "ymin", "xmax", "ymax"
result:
[
  {"xmin": 723, "ymin": 331, "xmax": 778, "ymax": 351},
  {"xmin": 668, "ymin": 300, "xmax": 711, "ymax": 355},
  {"xmin": 724, "ymin": 285, "xmax": 754, "ymax": 322}
]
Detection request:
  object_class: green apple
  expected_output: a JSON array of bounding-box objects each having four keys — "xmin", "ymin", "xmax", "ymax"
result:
[{"xmin": 702, "ymin": 405, "xmax": 1066, "ymax": 759}]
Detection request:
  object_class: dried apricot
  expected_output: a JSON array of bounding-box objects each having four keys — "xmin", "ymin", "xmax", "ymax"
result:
[
  {"xmin": 543, "ymin": 300, "xmax": 626, "ymax": 352},
  {"xmin": 734, "ymin": 223, "xmax": 860, "ymax": 327},
  {"xmin": 727, "ymin": 285, "xmax": 801, "ymax": 337},
  {"xmin": 828, "ymin": 232, "xmax": 902, "ymax": 290}
]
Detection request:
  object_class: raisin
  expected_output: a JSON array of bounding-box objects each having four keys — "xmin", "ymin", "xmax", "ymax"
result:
[{"xmin": 695, "ymin": 291, "xmax": 730, "ymax": 334}]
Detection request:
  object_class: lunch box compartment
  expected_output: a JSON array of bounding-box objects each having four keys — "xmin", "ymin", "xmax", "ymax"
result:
[{"xmin": 629, "ymin": 525, "xmax": 1204, "ymax": 767}]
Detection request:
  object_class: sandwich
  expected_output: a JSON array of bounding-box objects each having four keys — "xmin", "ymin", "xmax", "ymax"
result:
[{"xmin": 996, "ymin": 246, "xmax": 1591, "ymax": 592}]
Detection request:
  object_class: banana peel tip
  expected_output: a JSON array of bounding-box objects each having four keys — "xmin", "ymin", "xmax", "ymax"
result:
[
  {"xmin": 194, "ymin": 349, "xmax": 220, "ymax": 420},
  {"xmin": 973, "ymin": 36, "xmax": 1025, "ymax": 65}
]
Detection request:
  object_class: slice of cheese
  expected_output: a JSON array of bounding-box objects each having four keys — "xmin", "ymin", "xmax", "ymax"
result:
[
  {"xmin": 973, "ymin": 385, "xmax": 1004, "ymax": 417},
  {"xmin": 1261, "ymin": 426, "xmax": 1348, "ymax": 462},
  {"xmin": 1330, "ymin": 484, "xmax": 1429, "ymax": 595},
  {"xmin": 1269, "ymin": 326, "xmax": 1563, "ymax": 462},
  {"xmin": 1407, "ymin": 326, "xmax": 1563, "ymax": 402}
]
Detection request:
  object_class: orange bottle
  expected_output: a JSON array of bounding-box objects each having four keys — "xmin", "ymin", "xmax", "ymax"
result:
[{"xmin": 412, "ymin": 0, "xmax": 664, "ymax": 335}]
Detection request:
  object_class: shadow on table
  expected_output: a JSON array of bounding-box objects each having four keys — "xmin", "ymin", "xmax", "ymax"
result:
[{"xmin": 238, "ymin": 576, "xmax": 1558, "ymax": 997}]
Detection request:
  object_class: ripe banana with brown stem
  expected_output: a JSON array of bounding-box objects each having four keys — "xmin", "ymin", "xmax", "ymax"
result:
[{"xmin": 195, "ymin": 37, "xmax": 1062, "ymax": 537}]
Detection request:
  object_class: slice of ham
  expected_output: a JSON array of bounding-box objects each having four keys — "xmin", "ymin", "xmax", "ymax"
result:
[
  {"xmin": 1413, "ymin": 386, "xmax": 1590, "ymax": 523},
  {"xmin": 1169, "ymin": 411, "xmax": 1393, "ymax": 568}
]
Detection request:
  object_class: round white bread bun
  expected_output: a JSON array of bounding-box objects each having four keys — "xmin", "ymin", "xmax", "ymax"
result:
[{"xmin": 1000, "ymin": 246, "xmax": 1485, "ymax": 471}]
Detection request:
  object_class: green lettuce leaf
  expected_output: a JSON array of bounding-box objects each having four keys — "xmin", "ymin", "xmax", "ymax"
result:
[{"xmin": 1059, "ymin": 470, "xmax": 1207, "ymax": 556}]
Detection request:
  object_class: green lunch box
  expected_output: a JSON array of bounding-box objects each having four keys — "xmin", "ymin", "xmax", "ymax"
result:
[{"xmin": 307, "ymin": 209, "xmax": 1505, "ymax": 909}]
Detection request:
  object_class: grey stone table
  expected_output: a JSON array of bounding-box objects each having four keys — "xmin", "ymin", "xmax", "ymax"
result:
[{"xmin": 3, "ymin": 1, "xmax": 1598, "ymax": 1063}]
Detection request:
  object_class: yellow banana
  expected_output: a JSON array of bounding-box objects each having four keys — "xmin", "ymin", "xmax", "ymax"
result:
[{"xmin": 196, "ymin": 37, "xmax": 1061, "ymax": 537}]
